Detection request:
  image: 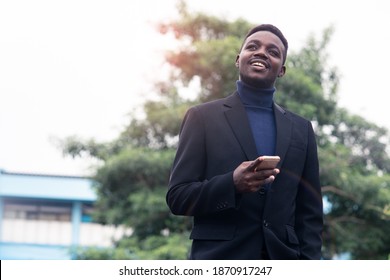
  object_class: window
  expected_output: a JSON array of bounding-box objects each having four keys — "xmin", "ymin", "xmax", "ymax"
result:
[
  {"xmin": 3, "ymin": 199, "xmax": 72, "ymax": 221},
  {"xmin": 81, "ymin": 203, "xmax": 94, "ymax": 223}
]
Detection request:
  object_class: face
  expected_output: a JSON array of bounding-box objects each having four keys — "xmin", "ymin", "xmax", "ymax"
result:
[{"xmin": 236, "ymin": 31, "xmax": 286, "ymax": 88}]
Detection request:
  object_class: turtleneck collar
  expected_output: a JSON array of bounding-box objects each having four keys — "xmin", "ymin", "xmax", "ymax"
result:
[{"xmin": 236, "ymin": 80, "xmax": 275, "ymax": 108}]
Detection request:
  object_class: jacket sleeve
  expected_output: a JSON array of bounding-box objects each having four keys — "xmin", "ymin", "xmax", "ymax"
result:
[
  {"xmin": 295, "ymin": 121, "xmax": 323, "ymax": 259},
  {"xmin": 166, "ymin": 106, "xmax": 238, "ymax": 217}
]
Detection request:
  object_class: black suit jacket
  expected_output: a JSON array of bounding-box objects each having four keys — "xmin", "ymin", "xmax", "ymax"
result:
[{"xmin": 167, "ymin": 92, "xmax": 323, "ymax": 259}]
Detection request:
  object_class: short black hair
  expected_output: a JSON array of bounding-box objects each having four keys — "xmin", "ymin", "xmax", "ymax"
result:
[{"xmin": 240, "ymin": 24, "xmax": 288, "ymax": 64}]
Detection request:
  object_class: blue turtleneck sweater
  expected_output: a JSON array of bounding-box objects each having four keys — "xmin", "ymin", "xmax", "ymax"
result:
[{"xmin": 236, "ymin": 80, "xmax": 276, "ymax": 157}]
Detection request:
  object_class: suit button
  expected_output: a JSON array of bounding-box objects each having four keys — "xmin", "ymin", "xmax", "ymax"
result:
[
  {"xmin": 263, "ymin": 220, "xmax": 269, "ymax": 227},
  {"xmin": 259, "ymin": 188, "xmax": 266, "ymax": 196}
]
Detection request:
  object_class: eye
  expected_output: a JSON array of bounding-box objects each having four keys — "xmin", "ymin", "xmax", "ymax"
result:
[
  {"xmin": 268, "ymin": 49, "xmax": 281, "ymax": 57},
  {"xmin": 245, "ymin": 43, "xmax": 258, "ymax": 51}
]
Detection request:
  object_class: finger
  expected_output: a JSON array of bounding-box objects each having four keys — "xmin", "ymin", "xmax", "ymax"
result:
[
  {"xmin": 265, "ymin": 175, "xmax": 275, "ymax": 184},
  {"xmin": 246, "ymin": 158, "xmax": 261, "ymax": 172},
  {"xmin": 257, "ymin": 168, "xmax": 280, "ymax": 176}
]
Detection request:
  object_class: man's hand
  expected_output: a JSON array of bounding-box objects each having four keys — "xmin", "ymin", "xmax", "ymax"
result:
[{"xmin": 233, "ymin": 157, "xmax": 280, "ymax": 193}]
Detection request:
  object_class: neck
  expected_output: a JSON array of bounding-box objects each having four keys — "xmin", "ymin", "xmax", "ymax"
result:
[{"xmin": 236, "ymin": 80, "xmax": 275, "ymax": 108}]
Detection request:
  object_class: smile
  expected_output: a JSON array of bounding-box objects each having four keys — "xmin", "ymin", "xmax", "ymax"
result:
[
  {"xmin": 250, "ymin": 60, "xmax": 269, "ymax": 70},
  {"xmin": 252, "ymin": 62, "xmax": 265, "ymax": 67}
]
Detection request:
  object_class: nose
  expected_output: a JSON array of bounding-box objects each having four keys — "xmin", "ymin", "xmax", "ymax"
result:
[{"xmin": 254, "ymin": 46, "xmax": 268, "ymax": 58}]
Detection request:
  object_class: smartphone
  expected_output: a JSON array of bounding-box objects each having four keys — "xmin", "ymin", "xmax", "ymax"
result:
[{"xmin": 255, "ymin": 156, "xmax": 280, "ymax": 170}]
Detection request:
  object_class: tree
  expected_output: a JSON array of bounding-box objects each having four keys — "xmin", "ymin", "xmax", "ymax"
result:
[
  {"xmin": 319, "ymin": 110, "xmax": 390, "ymax": 259},
  {"xmin": 62, "ymin": 1, "xmax": 390, "ymax": 259}
]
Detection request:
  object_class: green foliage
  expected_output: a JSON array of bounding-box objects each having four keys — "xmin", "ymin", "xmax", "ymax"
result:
[
  {"xmin": 160, "ymin": 1, "xmax": 252, "ymax": 102},
  {"xmin": 117, "ymin": 233, "xmax": 191, "ymax": 260},
  {"xmin": 72, "ymin": 233, "xmax": 191, "ymax": 260},
  {"xmin": 62, "ymin": 1, "xmax": 390, "ymax": 260},
  {"xmin": 276, "ymin": 69, "xmax": 324, "ymax": 122},
  {"xmin": 59, "ymin": 136, "xmax": 116, "ymax": 161},
  {"xmin": 322, "ymin": 173, "xmax": 390, "ymax": 259},
  {"xmin": 276, "ymin": 27, "xmax": 338, "ymax": 126},
  {"xmin": 318, "ymin": 110, "xmax": 390, "ymax": 259},
  {"xmin": 159, "ymin": 1, "xmax": 251, "ymax": 42},
  {"xmin": 70, "ymin": 246, "xmax": 137, "ymax": 260},
  {"xmin": 118, "ymin": 88, "xmax": 192, "ymax": 149},
  {"xmin": 330, "ymin": 109, "xmax": 390, "ymax": 172},
  {"xmin": 91, "ymin": 148, "xmax": 191, "ymax": 237},
  {"xmin": 166, "ymin": 36, "xmax": 242, "ymax": 102}
]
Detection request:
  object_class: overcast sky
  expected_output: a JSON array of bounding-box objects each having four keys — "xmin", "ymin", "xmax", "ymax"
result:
[{"xmin": 1, "ymin": 0, "xmax": 389, "ymax": 176}]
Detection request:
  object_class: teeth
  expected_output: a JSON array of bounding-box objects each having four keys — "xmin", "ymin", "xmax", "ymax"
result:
[{"xmin": 252, "ymin": 62, "xmax": 264, "ymax": 67}]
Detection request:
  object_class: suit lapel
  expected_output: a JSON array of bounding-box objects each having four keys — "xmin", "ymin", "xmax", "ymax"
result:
[
  {"xmin": 274, "ymin": 103, "xmax": 292, "ymax": 167},
  {"xmin": 223, "ymin": 92, "xmax": 258, "ymax": 161},
  {"xmin": 222, "ymin": 94, "xmax": 292, "ymax": 163}
]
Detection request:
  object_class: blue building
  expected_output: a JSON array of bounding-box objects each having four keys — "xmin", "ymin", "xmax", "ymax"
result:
[{"xmin": 0, "ymin": 169, "xmax": 130, "ymax": 259}]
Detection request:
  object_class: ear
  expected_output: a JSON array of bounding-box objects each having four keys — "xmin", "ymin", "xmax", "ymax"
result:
[
  {"xmin": 235, "ymin": 55, "xmax": 240, "ymax": 67},
  {"xmin": 278, "ymin": 65, "xmax": 286, "ymax": 77}
]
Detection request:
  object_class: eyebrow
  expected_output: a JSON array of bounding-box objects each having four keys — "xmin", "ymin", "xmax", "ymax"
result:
[{"xmin": 245, "ymin": 39, "xmax": 282, "ymax": 51}]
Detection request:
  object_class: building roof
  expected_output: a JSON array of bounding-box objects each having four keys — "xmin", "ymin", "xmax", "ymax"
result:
[{"xmin": 0, "ymin": 170, "xmax": 97, "ymax": 202}]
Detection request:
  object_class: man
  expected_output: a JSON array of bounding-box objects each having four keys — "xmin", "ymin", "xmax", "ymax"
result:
[{"xmin": 166, "ymin": 24, "xmax": 323, "ymax": 259}]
